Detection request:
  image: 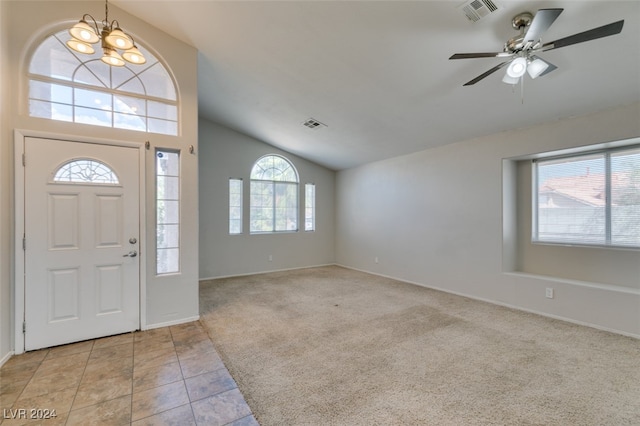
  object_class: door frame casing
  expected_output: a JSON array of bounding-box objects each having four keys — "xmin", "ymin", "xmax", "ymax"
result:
[{"xmin": 13, "ymin": 129, "xmax": 147, "ymax": 354}]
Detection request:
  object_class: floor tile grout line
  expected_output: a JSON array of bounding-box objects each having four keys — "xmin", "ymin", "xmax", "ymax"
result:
[
  {"xmin": 128, "ymin": 402, "xmax": 192, "ymax": 425},
  {"xmin": 5, "ymin": 342, "xmax": 93, "ymax": 424},
  {"xmin": 9, "ymin": 348, "xmax": 50, "ymax": 407},
  {"xmin": 129, "ymin": 335, "xmax": 135, "ymax": 425},
  {"xmin": 61, "ymin": 340, "xmax": 94, "ymax": 424},
  {"xmin": 129, "ymin": 327, "xmax": 185, "ymax": 423},
  {"xmin": 172, "ymin": 325, "xmax": 199, "ymax": 425},
  {"xmin": 222, "ymin": 414, "xmax": 256, "ymax": 426},
  {"xmin": 66, "ymin": 338, "xmax": 139, "ymax": 423},
  {"xmin": 172, "ymin": 322, "xmax": 225, "ymax": 424}
]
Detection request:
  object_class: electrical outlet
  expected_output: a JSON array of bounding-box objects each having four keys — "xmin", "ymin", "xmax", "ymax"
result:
[
  {"xmin": 374, "ymin": 257, "xmax": 379, "ymax": 264},
  {"xmin": 545, "ymin": 288, "xmax": 554, "ymax": 299},
  {"xmin": 268, "ymin": 254, "xmax": 273, "ymax": 262}
]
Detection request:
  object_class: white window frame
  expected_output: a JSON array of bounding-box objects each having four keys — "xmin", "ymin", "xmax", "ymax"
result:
[
  {"xmin": 156, "ymin": 149, "xmax": 180, "ymax": 275},
  {"xmin": 305, "ymin": 183, "xmax": 316, "ymax": 232},
  {"xmin": 533, "ymin": 144, "xmax": 640, "ymax": 249},
  {"xmin": 229, "ymin": 178, "xmax": 243, "ymax": 235},
  {"xmin": 250, "ymin": 154, "xmax": 299, "ymax": 234}
]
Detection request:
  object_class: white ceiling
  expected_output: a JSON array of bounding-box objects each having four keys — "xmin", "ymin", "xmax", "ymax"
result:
[{"xmin": 114, "ymin": 0, "xmax": 640, "ymax": 170}]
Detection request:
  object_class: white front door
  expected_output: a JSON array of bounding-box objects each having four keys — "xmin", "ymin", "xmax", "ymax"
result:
[{"xmin": 24, "ymin": 137, "xmax": 140, "ymax": 351}]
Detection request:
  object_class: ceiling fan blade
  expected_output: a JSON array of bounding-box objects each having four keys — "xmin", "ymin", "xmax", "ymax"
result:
[
  {"xmin": 542, "ymin": 20, "xmax": 624, "ymax": 51},
  {"xmin": 450, "ymin": 52, "xmax": 509, "ymax": 59},
  {"xmin": 463, "ymin": 61, "xmax": 510, "ymax": 86},
  {"xmin": 523, "ymin": 8, "xmax": 563, "ymax": 44}
]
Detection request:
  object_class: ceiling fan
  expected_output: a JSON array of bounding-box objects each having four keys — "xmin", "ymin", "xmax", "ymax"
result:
[{"xmin": 449, "ymin": 8, "xmax": 624, "ymax": 86}]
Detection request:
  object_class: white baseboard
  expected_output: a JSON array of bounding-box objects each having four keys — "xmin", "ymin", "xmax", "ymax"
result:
[
  {"xmin": 0, "ymin": 350, "xmax": 15, "ymax": 368},
  {"xmin": 199, "ymin": 263, "xmax": 337, "ymax": 281},
  {"xmin": 337, "ymin": 264, "xmax": 640, "ymax": 340},
  {"xmin": 143, "ymin": 315, "xmax": 200, "ymax": 331}
]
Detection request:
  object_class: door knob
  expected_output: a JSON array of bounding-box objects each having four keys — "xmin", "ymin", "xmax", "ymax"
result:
[{"xmin": 123, "ymin": 250, "xmax": 138, "ymax": 258}]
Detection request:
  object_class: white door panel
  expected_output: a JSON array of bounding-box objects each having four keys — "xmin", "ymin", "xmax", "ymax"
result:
[{"xmin": 24, "ymin": 137, "xmax": 140, "ymax": 351}]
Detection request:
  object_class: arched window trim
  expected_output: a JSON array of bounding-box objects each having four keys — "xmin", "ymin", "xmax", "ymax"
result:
[
  {"xmin": 250, "ymin": 154, "xmax": 300, "ymax": 183},
  {"xmin": 25, "ymin": 24, "xmax": 180, "ymax": 136},
  {"xmin": 51, "ymin": 158, "xmax": 121, "ymax": 185}
]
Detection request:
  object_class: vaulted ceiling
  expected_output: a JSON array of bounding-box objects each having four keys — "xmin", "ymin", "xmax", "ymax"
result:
[{"xmin": 114, "ymin": 1, "xmax": 640, "ymax": 170}]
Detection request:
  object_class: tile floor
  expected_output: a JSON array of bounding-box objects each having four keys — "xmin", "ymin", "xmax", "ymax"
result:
[{"xmin": 0, "ymin": 321, "xmax": 258, "ymax": 425}]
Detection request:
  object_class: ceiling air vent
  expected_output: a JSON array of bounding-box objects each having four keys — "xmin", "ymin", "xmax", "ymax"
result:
[
  {"xmin": 302, "ymin": 118, "xmax": 327, "ymax": 129},
  {"xmin": 459, "ymin": 0, "xmax": 501, "ymax": 23}
]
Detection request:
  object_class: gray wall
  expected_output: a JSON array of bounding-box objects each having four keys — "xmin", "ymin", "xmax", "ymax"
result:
[
  {"xmin": 336, "ymin": 103, "xmax": 640, "ymax": 337},
  {"xmin": 199, "ymin": 119, "xmax": 335, "ymax": 278}
]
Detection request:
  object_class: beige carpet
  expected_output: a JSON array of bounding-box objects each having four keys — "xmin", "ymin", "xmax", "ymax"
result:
[{"xmin": 199, "ymin": 266, "xmax": 640, "ymax": 425}]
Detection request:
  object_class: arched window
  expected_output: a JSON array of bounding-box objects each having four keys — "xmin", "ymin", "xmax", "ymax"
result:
[
  {"xmin": 53, "ymin": 159, "xmax": 119, "ymax": 184},
  {"xmin": 28, "ymin": 29, "xmax": 178, "ymax": 135},
  {"xmin": 250, "ymin": 155, "xmax": 299, "ymax": 233}
]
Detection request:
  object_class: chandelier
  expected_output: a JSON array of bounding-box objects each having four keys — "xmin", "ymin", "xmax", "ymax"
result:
[{"xmin": 66, "ymin": 0, "xmax": 146, "ymax": 66}]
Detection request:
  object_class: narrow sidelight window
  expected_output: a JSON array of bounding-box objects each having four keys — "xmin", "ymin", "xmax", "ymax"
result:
[
  {"xmin": 229, "ymin": 178, "xmax": 243, "ymax": 235},
  {"xmin": 305, "ymin": 183, "xmax": 316, "ymax": 231},
  {"xmin": 156, "ymin": 150, "xmax": 180, "ymax": 274}
]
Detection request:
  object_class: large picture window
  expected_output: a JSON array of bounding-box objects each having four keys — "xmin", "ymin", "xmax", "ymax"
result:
[
  {"xmin": 250, "ymin": 155, "xmax": 299, "ymax": 233},
  {"xmin": 534, "ymin": 146, "xmax": 640, "ymax": 248}
]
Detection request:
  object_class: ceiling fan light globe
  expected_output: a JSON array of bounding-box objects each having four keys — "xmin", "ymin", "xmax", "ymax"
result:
[
  {"xmin": 527, "ymin": 58, "xmax": 549, "ymax": 79},
  {"xmin": 502, "ymin": 73, "xmax": 520, "ymax": 85},
  {"xmin": 506, "ymin": 57, "xmax": 528, "ymax": 78}
]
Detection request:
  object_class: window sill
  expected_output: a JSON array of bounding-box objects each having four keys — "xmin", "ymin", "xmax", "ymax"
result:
[
  {"xmin": 531, "ymin": 240, "xmax": 640, "ymax": 252},
  {"xmin": 504, "ymin": 271, "xmax": 640, "ymax": 295}
]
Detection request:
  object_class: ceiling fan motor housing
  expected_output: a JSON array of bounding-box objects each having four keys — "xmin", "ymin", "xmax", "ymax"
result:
[
  {"xmin": 511, "ymin": 12, "xmax": 533, "ymax": 30},
  {"xmin": 506, "ymin": 12, "xmax": 534, "ymax": 53}
]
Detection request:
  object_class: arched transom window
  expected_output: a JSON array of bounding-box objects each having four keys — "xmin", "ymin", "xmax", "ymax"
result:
[
  {"xmin": 53, "ymin": 158, "xmax": 119, "ymax": 184},
  {"xmin": 28, "ymin": 29, "xmax": 178, "ymax": 136},
  {"xmin": 250, "ymin": 155, "xmax": 299, "ymax": 233}
]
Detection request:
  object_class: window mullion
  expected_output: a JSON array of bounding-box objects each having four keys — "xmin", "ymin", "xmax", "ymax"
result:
[
  {"xmin": 605, "ymin": 152, "xmax": 612, "ymax": 244},
  {"xmin": 272, "ymin": 181, "xmax": 277, "ymax": 232},
  {"xmin": 29, "ymin": 74, "xmax": 178, "ymax": 106},
  {"xmin": 532, "ymin": 161, "xmax": 539, "ymax": 241}
]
